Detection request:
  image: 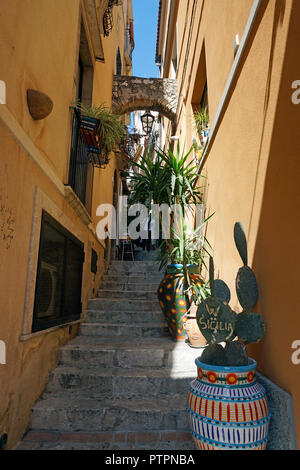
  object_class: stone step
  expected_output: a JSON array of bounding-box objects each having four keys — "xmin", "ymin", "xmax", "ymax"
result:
[
  {"xmin": 79, "ymin": 322, "xmax": 169, "ymax": 338},
  {"xmin": 15, "ymin": 430, "xmax": 195, "ymax": 450},
  {"xmin": 99, "ymin": 281, "xmax": 159, "ymax": 292},
  {"xmin": 87, "ymin": 298, "xmax": 160, "ymax": 312},
  {"xmin": 110, "ymin": 261, "xmax": 160, "ymax": 270},
  {"xmin": 46, "ymin": 365, "xmax": 196, "ymax": 397},
  {"xmin": 30, "ymin": 393, "xmax": 190, "ymax": 433},
  {"xmin": 111, "ymin": 260, "xmax": 159, "ymax": 267},
  {"xmin": 107, "ymin": 263, "xmax": 161, "ymax": 273},
  {"xmin": 96, "ymin": 290, "xmax": 157, "ymax": 300},
  {"xmin": 102, "ymin": 274, "xmax": 163, "ymax": 284},
  {"xmin": 58, "ymin": 336, "xmax": 202, "ymax": 370},
  {"xmin": 83, "ymin": 309, "xmax": 164, "ymax": 324}
]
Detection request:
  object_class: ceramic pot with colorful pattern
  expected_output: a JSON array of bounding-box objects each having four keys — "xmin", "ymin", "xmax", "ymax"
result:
[
  {"xmin": 187, "ymin": 357, "xmax": 270, "ymax": 450},
  {"xmin": 157, "ymin": 264, "xmax": 204, "ymax": 341}
]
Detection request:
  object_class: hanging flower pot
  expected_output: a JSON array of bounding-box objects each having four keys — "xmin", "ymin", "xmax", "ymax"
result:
[
  {"xmin": 157, "ymin": 264, "xmax": 206, "ymax": 342},
  {"xmin": 80, "ymin": 116, "xmax": 99, "ymax": 147},
  {"xmin": 187, "ymin": 358, "xmax": 271, "ymax": 450}
]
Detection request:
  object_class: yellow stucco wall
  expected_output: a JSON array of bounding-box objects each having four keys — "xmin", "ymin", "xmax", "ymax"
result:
[
  {"xmin": 161, "ymin": 0, "xmax": 300, "ymax": 446},
  {"xmin": 0, "ymin": 0, "xmax": 131, "ymax": 449}
]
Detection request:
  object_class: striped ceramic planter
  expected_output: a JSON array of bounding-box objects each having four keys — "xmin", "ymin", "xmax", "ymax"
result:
[
  {"xmin": 187, "ymin": 358, "xmax": 270, "ymax": 450},
  {"xmin": 157, "ymin": 264, "xmax": 203, "ymax": 341}
]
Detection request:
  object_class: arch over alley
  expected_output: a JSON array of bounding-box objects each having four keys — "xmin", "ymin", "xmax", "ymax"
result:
[{"xmin": 112, "ymin": 75, "xmax": 178, "ymax": 133}]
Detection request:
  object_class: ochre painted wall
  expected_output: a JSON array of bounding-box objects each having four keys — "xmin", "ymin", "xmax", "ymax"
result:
[
  {"xmin": 161, "ymin": 0, "xmax": 300, "ymax": 446},
  {"xmin": 0, "ymin": 0, "xmax": 130, "ymax": 449}
]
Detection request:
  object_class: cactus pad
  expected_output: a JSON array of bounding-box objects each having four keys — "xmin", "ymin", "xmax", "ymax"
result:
[
  {"xmin": 224, "ymin": 341, "xmax": 248, "ymax": 366},
  {"xmin": 236, "ymin": 265, "xmax": 258, "ymax": 310},
  {"xmin": 200, "ymin": 343, "xmax": 226, "ymax": 366},
  {"xmin": 197, "ymin": 297, "xmax": 236, "ymax": 344},
  {"xmin": 235, "ymin": 312, "xmax": 265, "ymax": 343},
  {"xmin": 214, "ymin": 279, "xmax": 231, "ymax": 303},
  {"xmin": 234, "ymin": 222, "xmax": 248, "ymax": 266}
]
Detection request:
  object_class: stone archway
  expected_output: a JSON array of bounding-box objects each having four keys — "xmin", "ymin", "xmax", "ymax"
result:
[{"xmin": 112, "ymin": 75, "xmax": 178, "ymax": 133}]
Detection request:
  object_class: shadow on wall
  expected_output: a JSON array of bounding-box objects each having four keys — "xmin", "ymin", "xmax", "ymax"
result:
[{"xmin": 248, "ymin": 0, "xmax": 300, "ymax": 450}]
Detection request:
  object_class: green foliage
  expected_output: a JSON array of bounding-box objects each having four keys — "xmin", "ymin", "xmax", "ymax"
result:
[
  {"xmin": 156, "ymin": 143, "xmax": 204, "ymax": 206},
  {"xmin": 157, "ymin": 208, "xmax": 213, "ymax": 271},
  {"xmin": 194, "ymin": 106, "xmax": 209, "ymax": 135},
  {"xmin": 76, "ymin": 101, "xmax": 127, "ymax": 154},
  {"xmin": 129, "ymin": 149, "xmax": 170, "ymax": 208}
]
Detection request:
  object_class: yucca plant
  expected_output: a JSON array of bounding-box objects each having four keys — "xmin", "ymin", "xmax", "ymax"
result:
[
  {"xmin": 158, "ymin": 209, "xmax": 213, "ymax": 271},
  {"xmin": 76, "ymin": 101, "xmax": 127, "ymax": 155},
  {"xmin": 156, "ymin": 144, "xmax": 204, "ymax": 207},
  {"xmin": 129, "ymin": 149, "xmax": 170, "ymax": 209}
]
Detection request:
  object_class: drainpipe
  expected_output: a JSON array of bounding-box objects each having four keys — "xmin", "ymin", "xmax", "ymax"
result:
[{"xmin": 197, "ymin": 0, "xmax": 264, "ymax": 173}]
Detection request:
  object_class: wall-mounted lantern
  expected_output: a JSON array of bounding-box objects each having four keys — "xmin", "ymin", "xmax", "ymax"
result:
[{"xmin": 140, "ymin": 112, "xmax": 154, "ymax": 135}]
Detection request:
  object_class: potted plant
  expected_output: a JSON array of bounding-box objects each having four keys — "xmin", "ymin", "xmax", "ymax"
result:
[
  {"xmin": 194, "ymin": 106, "xmax": 210, "ymax": 148},
  {"xmin": 187, "ymin": 222, "xmax": 270, "ymax": 450},
  {"xmin": 157, "ymin": 210, "xmax": 213, "ymax": 342},
  {"xmin": 75, "ymin": 101, "xmax": 126, "ymax": 167},
  {"xmin": 129, "ymin": 144, "xmax": 213, "ymax": 341}
]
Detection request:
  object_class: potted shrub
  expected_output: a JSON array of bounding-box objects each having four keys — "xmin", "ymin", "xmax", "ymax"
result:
[
  {"xmin": 157, "ymin": 212, "xmax": 213, "ymax": 343},
  {"xmin": 76, "ymin": 102, "xmax": 126, "ymax": 167},
  {"xmin": 129, "ymin": 144, "xmax": 213, "ymax": 342},
  {"xmin": 194, "ymin": 106, "xmax": 210, "ymax": 148},
  {"xmin": 187, "ymin": 222, "xmax": 270, "ymax": 450}
]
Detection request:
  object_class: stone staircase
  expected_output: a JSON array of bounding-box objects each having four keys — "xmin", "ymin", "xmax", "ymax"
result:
[{"xmin": 16, "ymin": 260, "xmax": 203, "ymax": 450}]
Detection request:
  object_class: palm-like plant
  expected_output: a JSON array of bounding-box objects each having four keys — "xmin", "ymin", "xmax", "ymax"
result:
[
  {"xmin": 158, "ymin": 202, "xmax": 214, "ymax": 269},
  {"xmin": 157, "ymin": 144, "xmax": 203, "ymax": 207},
  {"xmin": 129, "ymin": 149, "xmax": 170, "ymax": 208}
]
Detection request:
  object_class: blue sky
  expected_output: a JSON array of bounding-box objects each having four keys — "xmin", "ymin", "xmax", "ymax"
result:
[{"xmin": 132, "ymin": 0, "xmax": 160, "ymax": 78}]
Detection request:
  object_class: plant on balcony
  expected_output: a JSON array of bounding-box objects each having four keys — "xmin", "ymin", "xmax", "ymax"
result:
[
  {"xmin": 76, "ymin": 102, "xmax": 126, "ymax": 167},
  {"xmin": 194, "ymin": 106, "xmax": 210, "ymax": 148},
  {"xmin": 187, "ymin": 222, "xmax": 270, "ymax": 451}
]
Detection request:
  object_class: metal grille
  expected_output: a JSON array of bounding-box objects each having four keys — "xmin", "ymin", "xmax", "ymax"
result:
[{"xmin": 68, "ymin": 108, "xmax": 90, "ymax": 206}]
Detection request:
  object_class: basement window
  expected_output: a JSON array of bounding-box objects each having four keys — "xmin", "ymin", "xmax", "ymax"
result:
[{"xmin": 32, "ymin": 211, "xmax": 84, "ymax": 333}]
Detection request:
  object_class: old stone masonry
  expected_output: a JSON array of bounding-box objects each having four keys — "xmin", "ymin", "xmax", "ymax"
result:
[{"xmin": 16, "ymin": 260, "xmax": 201, "ymax": 450}]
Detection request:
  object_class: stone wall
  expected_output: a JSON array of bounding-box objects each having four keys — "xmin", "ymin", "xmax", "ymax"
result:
[{"xmin": 112, "ymin": 75, "xmax": 178, "ymax": 130}]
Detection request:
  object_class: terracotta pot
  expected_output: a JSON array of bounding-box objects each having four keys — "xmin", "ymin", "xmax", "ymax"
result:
[
  {"xmin": 187, "ymin": 358, "xmax": 271, "ymax": 450},
  {"xmin": 157, "ymin": 264, "xmax": 204, "ymax": 341},
  {"xmin": 183, "ymin": 310, "xmax": 207, "ymax": 348}
]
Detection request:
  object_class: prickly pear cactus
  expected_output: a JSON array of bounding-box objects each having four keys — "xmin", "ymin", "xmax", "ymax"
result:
[
  {"xmin": 214, "ymin": 279, "xmax": 231, "ymax": 303},
  {"xmin": 234, "ymin": 222, "xmax": 248, "ymax": 266},
  {"xmin": 236, "ymin": 265, "xmax": 258, "ymax": 310},
  {"xmin": 196, "ymin": 222, "xmax": 266, "ymax": 367}
]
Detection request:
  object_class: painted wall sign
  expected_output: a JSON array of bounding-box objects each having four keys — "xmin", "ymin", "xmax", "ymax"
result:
[{"xmin": 197, "ymin": 298, "xmax": 236, "ymax": 343}]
